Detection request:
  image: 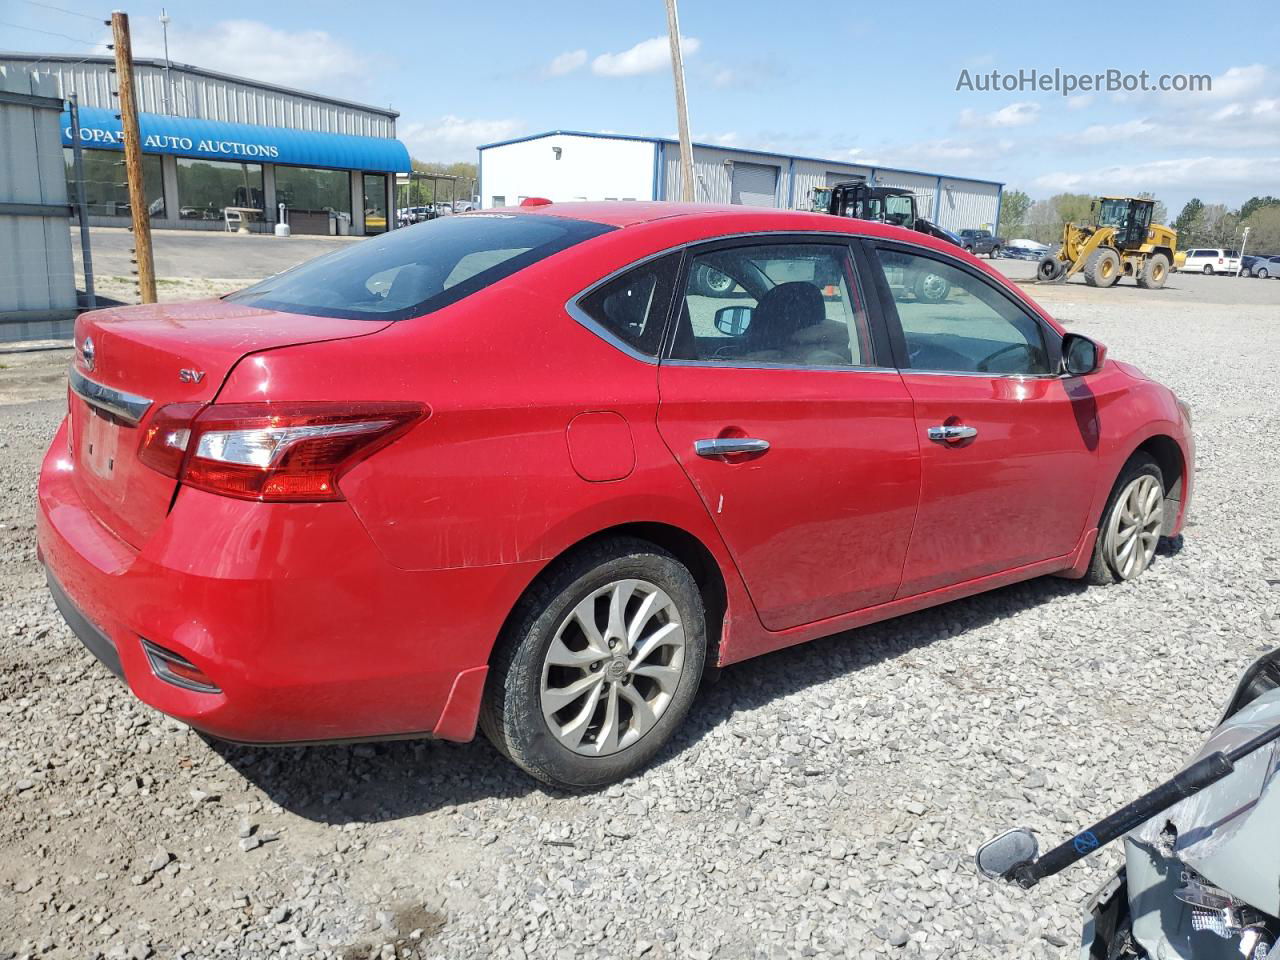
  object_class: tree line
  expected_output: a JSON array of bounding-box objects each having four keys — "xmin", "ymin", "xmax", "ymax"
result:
[{"xmin": 997, "ymin": 190, "xmax": 1280, "ymax": 253}]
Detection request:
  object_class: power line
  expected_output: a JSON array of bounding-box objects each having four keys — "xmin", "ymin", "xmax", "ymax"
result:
[
  {"xmin": 16, "ymin": 0, "xmax": 106, "ymax": 22},
  {"xmin": 0, "ymin": 19, "xmax": 102, "ymax": 46}
]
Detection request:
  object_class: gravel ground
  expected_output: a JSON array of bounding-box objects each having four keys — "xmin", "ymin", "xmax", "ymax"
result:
[{"xmin": 1, "ymin": 282, "xmax": 1277, "ymax": 960}]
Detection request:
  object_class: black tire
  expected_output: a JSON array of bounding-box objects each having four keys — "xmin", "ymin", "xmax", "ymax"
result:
[
  {"xmin": 989, "ymin": 245, "xmax": 1001, "ymax": 259},
  {"xmin": 1259, "ymin": 267, "xmax": 1270, "ymax": 279},
  {"xmin": 912, "ymin": 270, "xmax": 951, "ymax": 303},
  {"xmin": 1084, "ymin": 453, "xmax": 1165, "ymax": 585},
  {"xmin": 690, "ymin": 263, "xmax": 734, "ymax": 297},
  {"xmin": 1037, "ymin": 257, "xmax": 1061, "ymax": 281},
  {"xmin": 1136, "ymin": 253, "xmax": 1170, "ymax": 290},
  {"xmin": 480, "ymin": 537, "xmax": 706, "ymax": 789},
  {"xmin": 1084, "ymin": 248, "xmax": 1121, "ymax": 287},
  {"xmin": 1203, "ymin": 264, "xmax": 1214, "ymax": 275}
]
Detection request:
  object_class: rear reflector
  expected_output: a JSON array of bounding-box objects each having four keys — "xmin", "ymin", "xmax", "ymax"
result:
[
  {"xmin": 141, "ymin": 639, "xmax": 221, "ymax": 693},
  {"xmin": 138, "ymin": 401, "xmax": 426, "ymax": 502}
]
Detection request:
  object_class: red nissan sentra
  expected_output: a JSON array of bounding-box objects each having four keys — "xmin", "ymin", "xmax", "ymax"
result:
[{"xmin": 37, "ymin": 202, "xmax": 1194, "ymax": 788}]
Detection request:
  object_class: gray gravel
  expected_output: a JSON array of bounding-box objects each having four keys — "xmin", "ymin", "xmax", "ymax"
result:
[{"xmin": 1, "ymin": 280, "xmax": 1277, "ymax": 960}]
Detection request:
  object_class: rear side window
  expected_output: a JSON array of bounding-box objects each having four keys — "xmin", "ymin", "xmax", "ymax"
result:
[
  {"xmin": 575, "ymin": 254, "xmax": 680, "ymax": 358},
  {"xmin": 226, "ymin": 213, "xmax": 614, "ymax": 321}
]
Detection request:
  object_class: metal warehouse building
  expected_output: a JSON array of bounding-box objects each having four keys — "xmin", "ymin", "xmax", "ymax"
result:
[
  {"xmin": 0, "ymin": 52, "xmax": 411, "ymax": 236},
  {"xmin": 478, "ymin": 131, "xmax": 1003, "ymax": 232}
]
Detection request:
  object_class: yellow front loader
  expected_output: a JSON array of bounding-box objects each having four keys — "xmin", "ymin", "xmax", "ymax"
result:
[{"xmin": 1037, "ymin": 197, "xmax": 1177, "ymax": 289}]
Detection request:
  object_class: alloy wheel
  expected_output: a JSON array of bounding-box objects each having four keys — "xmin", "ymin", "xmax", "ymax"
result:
[
  {"xmin": 1104, "ymin": 474, "xmax": 1163, "ymax": 579},
  {"xmin": 539, "ymin": 578, "xmax": 686, "ymax": 757}
]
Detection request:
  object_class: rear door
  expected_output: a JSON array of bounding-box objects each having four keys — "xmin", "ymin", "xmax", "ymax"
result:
[
  {"xmin": 864, "ymin": 242, "xmax": 1097, "ymax": 597},
  {"xmin": 655, "ymin": 237, "xmax": 920, "ymax": 631}
]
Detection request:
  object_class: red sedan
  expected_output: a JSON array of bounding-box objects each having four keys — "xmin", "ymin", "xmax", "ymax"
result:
[{"xmin": 37, "ymin": 203, "xmax": 1194, "ymax": 788}]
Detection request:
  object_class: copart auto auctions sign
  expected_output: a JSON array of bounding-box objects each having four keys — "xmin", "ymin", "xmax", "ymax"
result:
[{"xmin": 64, "ymin": 123, "xmax": 282, "ymax": 160}]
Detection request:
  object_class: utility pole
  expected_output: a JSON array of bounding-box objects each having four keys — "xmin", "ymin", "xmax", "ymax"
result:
[
  {"xmin": 1237, "ymin": 226, "xmax": 1250, "ymax": 277},
  {"xmin": 664, "ymin": 0, "xmax": 695, "ymax": 202},
  {"xmin": 158, "ymin": 8, "xmax": 173, "ymax": 114},
  {"xmin": 110, "ymin": 10, "xmax": 157, "ymax": 303}
]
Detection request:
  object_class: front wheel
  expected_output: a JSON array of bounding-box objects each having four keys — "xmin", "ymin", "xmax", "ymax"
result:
[
  {"xmin": 480, "ymin": 538, "xmax": 706, "ymax": 789},
  {"xmin": 989, "ymin": 245, "xmax": 1001, "ymax": 259},
  {"xmin": 1085, "ymin": 453, "xmax": 1166, "ymax": 584},
  {"xmin": 1136, "ymin": 253, "xmax": 1169, "ymax": 289}
]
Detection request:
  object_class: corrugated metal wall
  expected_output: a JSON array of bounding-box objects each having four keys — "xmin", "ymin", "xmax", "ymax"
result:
[
  {"xmin": 664, "ymin": 145, "xmax": 782, "ymax": 206},
  {"xmin": 935, "ymin": 177, "xmax": 1001, "ymax": 232},
  {"xmin": 0, "ymin": 58, "xmax": 395, "ymax": 138},
  {"xmin": 872, "ymin": 170, "xmax": 938, "ymax": 222},
  {"xmin": 0, "ymin": 66, "xmax": 77, "ymax": 339}
]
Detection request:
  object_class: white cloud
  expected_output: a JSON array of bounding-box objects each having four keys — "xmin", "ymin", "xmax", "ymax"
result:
[
  {"xmin": 117, "ymin": 19, "xmax": 365, "ymax": 93},
  {"xmin": 591, "ymin": 35, "xmax": 700, "ymax": 77},
  {"xmin": 1065, "ymin": 94, "xmax": 1094, "ymax": 111},
  {"xmin": 1033, "ymin": 155, "xmax": 1280, "ymax": 192},
  {"xmin": 400, "ymin": 116, "xmax": 523, "ymax": 162},
  {"xmin": 958, "ymin": 101, "xmax": 1040, "ymax": 128},
  {"xmin": 548, "ymin": 49, "xmax": 587, "ymax": 76},
  {"xmin": 1199, "ymin": 64, "xmax": 1268, "ymax": 100}
]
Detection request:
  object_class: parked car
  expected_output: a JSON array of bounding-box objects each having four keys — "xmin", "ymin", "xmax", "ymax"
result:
[
  {"xmin": 38, "ymin": 202, "xmax": 1194, "ymax": 789},
  {"xmin": 957, "ymin": 228, "xmax": 1005, "ymax": 258},
  {"xmin": 1179, "ymin": 248, "xmax": 1240, "ymax": 274},
  {"xmin": 1240, "ymin": 254, "xmax": 1264, "ymax": 277},
  {"xmin": 1252, "ymin": 255, "xmax": 1280, "ymax": 278},
  {"xmin": 1002, "ymin": 245, "xmax": 1044, "ymax": 261}
]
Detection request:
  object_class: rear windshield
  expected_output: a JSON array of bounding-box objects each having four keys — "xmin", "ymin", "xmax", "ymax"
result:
[{"xmin": 226, "ymin": 213, "xmax": 614, "ymax": 321}]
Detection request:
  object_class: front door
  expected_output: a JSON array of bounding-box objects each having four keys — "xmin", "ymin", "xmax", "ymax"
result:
[
  {"xmin": 656, "ymin": 239, "xmax": 920, "ymax": 631},
  {"xmin": 866, "ymin": 244, "xmax": 1098, "ymax": 598}
]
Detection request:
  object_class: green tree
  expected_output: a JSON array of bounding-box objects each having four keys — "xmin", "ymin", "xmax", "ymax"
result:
[
  {"xmin": 1242, "ymin": 205, "xmax": 1280, "ymax": 254},
  {"xmin": 1239, "ymin": 196, "xmax": 1280, "ymax": 222},
  {"xmin": 1173, "ymin": 198, "xmax": 1204, "ymax": 244},
  {"xmin": 996, "ymin": 189, "xmax": 1031, "ymax": 236},
  {"xmin": 1052, "ymin": 193, "xmax": 1095, "ymax": 226}
]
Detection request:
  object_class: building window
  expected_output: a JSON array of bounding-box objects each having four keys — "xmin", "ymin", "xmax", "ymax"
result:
[
  {"xmin": 176, "ymin": 158, "xmax": 264, "ymax": 222},
  {"xmin": 275, "ymin": 165, "xmax": 351, "ymax": 217},
  {"xmin": 362, "ymin": 173, "xmax": 387, "ymax": 234},
  {"xmin": 63, "ymin": 147, "xmax": 165, "ymax": 219}
]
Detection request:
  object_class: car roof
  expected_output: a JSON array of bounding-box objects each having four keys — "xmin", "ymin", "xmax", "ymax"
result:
[{"xmin": 466, "ymin": 200, "xmax": 938, "ymax": 243}]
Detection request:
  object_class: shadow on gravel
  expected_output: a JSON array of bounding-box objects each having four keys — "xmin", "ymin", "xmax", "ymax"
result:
[{"xmin": 209, "ymin": 553, "xmax": 1177, "ymax": 823}]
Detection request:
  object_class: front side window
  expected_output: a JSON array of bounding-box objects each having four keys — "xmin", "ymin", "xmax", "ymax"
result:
[
  {"xmin": 176, "ymin": 158, "xmax": 264, "ymax": 222},
  {"xmin": 669, "ymin": 243, "xmax": 874, "ymax": 368},
  {"xmin": 874, "ymin": 248, "xmax": 1050, "ymax": 376},
  {"xmin": 576, "ymin": 254, "xmax": 679, "ymax": 357},
  {"xmin": 226, "ymin": 213, "xmax": 614, "ymax": 321}
]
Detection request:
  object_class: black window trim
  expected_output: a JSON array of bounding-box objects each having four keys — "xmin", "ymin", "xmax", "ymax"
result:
[
  {"xmin": 658, "ymin": 232, "xmax": 897, "ymax": 373},
  {"xmin": 859, "ymin": 236, "xmax": 1065, "ymax": 378}
]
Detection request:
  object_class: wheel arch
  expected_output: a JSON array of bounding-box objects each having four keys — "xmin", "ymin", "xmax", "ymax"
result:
[
  {"xmin": 493, "ymin": 521, "xmax": 730, "ymax": 671},
  {"xmin": 1132, "ymin": 434, "xmax": 1186, "ymax": 534}
]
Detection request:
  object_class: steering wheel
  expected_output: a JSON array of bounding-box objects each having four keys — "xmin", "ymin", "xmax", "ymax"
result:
[{"xmin": 976, "ymin": 343, "xmax": 1031, "ymax": 373}]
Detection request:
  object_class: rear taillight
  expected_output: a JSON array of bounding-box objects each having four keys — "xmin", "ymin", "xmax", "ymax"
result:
[{"xmin": 138, "ymin": 401, "xmax": 426, "ymax": 502}]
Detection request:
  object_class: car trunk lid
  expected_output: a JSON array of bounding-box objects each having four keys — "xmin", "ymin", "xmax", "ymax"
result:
[{"xmin": 68, "ymin": 300, "xmax": 390, "ymax": 548}]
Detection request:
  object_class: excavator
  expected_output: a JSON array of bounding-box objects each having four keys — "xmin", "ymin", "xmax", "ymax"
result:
[{"xmin": 1037, "ymin": 196, "xmax": 1177, "ymax": 289}]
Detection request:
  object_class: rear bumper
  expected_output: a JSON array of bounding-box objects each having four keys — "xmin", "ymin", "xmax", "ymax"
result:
[{"xmin": 37, "ymin": 417, "xmax": 536, "ymax": 745}]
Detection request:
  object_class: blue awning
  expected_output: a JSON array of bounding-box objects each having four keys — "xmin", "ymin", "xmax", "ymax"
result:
[{"xmin": 61, "ymin": 106, "xmax": 410, "ymax": 173}]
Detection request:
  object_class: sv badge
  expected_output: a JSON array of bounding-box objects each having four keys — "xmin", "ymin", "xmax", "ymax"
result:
[{"xmin": 178, "ymin": 368, "xmax": 206, "ymax": 384}]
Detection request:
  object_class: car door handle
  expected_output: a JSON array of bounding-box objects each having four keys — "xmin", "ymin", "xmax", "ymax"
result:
[
  {"xmin": 694, "ymin": 437, "xmax": 770, "ymax": 458},
  {"xmin": 927, "ymin": 425, "xmax": 978, "ymax": 443}
]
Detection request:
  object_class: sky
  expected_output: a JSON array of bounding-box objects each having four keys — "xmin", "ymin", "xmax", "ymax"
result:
[{"xmin": 4, "ymin": 0, "xmax": 1279, "ymax": 213}]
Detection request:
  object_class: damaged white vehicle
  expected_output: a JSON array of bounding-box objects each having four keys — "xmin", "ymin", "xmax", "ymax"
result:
[{"xmin": 977, "ymin": 648, "xmax": 1280, "ymax": 959}]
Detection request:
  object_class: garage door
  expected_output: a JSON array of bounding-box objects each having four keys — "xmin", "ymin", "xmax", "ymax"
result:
[{"xmin": 730, "ymin": 162, "xmax": 779, "ymax": 207}]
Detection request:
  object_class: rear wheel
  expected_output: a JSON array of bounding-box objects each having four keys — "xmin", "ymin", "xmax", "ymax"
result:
[
  {"xmin": 480, "ymin": 538, "xmax": 706, "ymax": 789},
  {"xmin": 913, "ymin": 270, "xmax": 951, "ymax": 303},
  {"xmin": 1136, "ymin": 253, "xmax": 1170, "ymax": 289},
  {"xmin": 691, "ymin": 263, "xmax": 734, "ymax": 297},
  {"xmin": 1203, "ymin": 264, "xmax": 1214, "ymax": 275},
  {"xmin": 1259, "ymin": 267, "xmax": 1271, "ymax": 279},
  {"xmin": 989, "ymin": 245, "xmax": 1001, "ymax": 259},
  {"xmin": 1084, "ymin": 248, "xmax": 1121, "ymax": 287},
  {"xmin": 1085, "ymin": 453, "xmax": 1165, "ymax": 585}
]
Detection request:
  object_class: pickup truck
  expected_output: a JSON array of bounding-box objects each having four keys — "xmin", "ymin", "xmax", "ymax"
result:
[{"xmin": 957, "ymin": 229, "xmax": 1004, "ymax": 258}]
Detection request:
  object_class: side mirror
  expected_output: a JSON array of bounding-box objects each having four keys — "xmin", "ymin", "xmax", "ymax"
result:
[
  {"xmin": 1061, "ymin": 333, "xmax": 1105, "ymax": 376},
  {"xmin": 975, "ymin": 828, "xmax": 1039, "ymax": 881},
  {"xmin": 714, "ymin": 305, "xmax": 752, "ymax": 336}
]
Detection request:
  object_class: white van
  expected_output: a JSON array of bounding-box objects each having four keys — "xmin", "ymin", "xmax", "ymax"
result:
[{"xmin": 1181, "ymin": 248, "xmax": 1241, "ymax": 274}]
